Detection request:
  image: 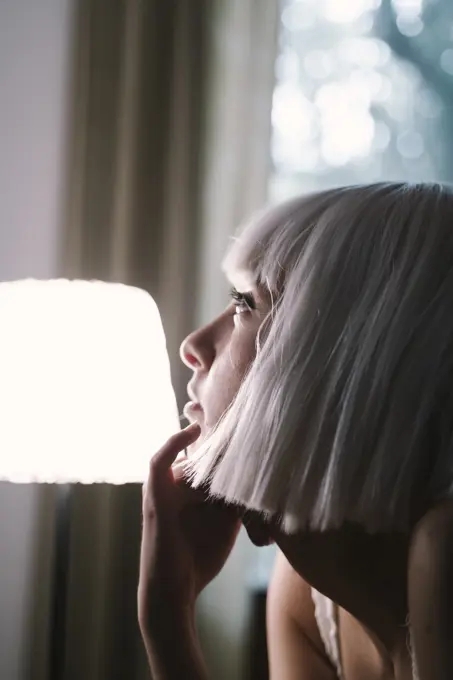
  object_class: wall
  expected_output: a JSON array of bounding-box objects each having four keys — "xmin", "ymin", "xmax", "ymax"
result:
[{"xmin": 0, "ymin": 0, "xmax": 73, "ymax": 677}]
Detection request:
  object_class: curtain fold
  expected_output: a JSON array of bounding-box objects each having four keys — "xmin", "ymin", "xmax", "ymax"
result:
[
  {"xmin": 30, "ymin": 1, "xmax": 280, "ymax": 679},
  {"xmin": 60, "ymin": 0, "xmax": 207, "ymax": 407}
]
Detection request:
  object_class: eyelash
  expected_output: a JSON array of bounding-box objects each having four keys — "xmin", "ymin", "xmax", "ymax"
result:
[{"xmin": 229, "ymin": 287, "xmax": 256, "ymax": 313}]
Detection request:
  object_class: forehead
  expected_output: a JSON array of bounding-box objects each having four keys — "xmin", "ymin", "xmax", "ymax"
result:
[
  {"xmin": 222, "ymin": 192, "xmax": 334, "ymax": 300},
  {"xmin": 221, "ymin": 202, "xmax": 298, "ymax": 298},
  {"xmin": 224, "ymin": 269, "xmax": 255, "ymax": 291}
]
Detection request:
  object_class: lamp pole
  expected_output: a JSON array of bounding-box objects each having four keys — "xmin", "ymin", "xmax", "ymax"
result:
[{"xmin": 49, "ymin": 483, "xmax": 72, "ymax": 680}]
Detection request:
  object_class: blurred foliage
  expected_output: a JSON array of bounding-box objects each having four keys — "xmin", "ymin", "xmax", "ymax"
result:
[{"xmin": 270, "ymin": 0, "xmax": 453, "ymax": 200}]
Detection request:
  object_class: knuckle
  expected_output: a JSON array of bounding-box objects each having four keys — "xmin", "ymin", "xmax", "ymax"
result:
[
  {"xmin": 142, "ymin": 495, "xmax": 158, "ymax": 521},
  {"xmin": 149, "ymin": 455, "xmax": 160, "ymax": 473},
  {"xmin": 148, "ymin": 456, "xmax": 164, "ymax": 483}
]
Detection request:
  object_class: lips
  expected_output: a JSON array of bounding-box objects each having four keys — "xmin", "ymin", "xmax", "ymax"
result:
[
  {"xmin": 183, "ymin": 400, "xmax": 203, "ymax": 415},
  {"xmin": 183, "ymin": 381, "xmax": 203, "ymax": 423},
  {"xmin": 187, "ymin": 383, "xmax": 202, "ymax": 408}
]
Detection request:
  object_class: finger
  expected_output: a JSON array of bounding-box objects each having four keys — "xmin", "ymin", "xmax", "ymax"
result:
[
  {"xmin": 151, "ymin": 423, "xmax": 201, "ymax": 476},
  {"xmin": 175, "ymin": 450, "xmax": 188, "ymax": 464},
  {"xmin": 144, "ymin": 423, "xmax": 201, "ymax": 511}
]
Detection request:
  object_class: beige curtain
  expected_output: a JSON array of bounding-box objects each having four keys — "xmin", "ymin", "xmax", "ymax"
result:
[
  {"xmin": 60, "ymin": 0, "xmax": 208, "ymax": 407},
  {"xmin": 27, "ymin": 1, "xmax": 280, "ymax": 679}
]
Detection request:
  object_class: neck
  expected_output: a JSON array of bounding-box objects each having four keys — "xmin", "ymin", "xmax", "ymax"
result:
[{"xmin": 273, "ymin": 524, "xmax": 410, "ymax": 662}]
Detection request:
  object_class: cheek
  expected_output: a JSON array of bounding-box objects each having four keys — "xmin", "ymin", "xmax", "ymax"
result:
[{"xmin": 204, "ymin": 335, "xmax": 257, "ymax": 426}]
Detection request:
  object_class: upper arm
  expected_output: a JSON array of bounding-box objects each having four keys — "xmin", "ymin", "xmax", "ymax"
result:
[
  {"xmin": 408, "ymin": 499, "xmax": 453, "ymax": 680},
  {"xmin": 266, "ymin": 549, "xmax": 339, "ymax": 680}
]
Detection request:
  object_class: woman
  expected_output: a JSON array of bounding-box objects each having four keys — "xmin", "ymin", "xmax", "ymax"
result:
[{"xmin": 138, "ymin": 182, "xmax": 453, "ymax": 679}]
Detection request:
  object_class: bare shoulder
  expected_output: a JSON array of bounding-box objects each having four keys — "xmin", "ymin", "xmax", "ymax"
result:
[
  {"xmin": 267, "ymin": 549, "xmax": 339, "ymax": 680},
  {"xmin": 267, "ymin": 549, "xmax": 320, "ymax": 635},
  {"xmin": 408, "ymin": 497, "xmax": 453, "ymax": 597},
  {"xmin": 413, "ymin": 498, "xmax": 453, "ymax": 538},
  {"xmin": 407, "ymin": 499, "xmax": 453, "ymax": 679},
  {"xmin": 409, "ymin": 498, "xmax": 453, "ymax": 570}
]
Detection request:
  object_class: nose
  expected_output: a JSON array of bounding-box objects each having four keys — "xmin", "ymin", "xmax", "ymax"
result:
[{"xmin": 180, "ymin": 322, "xmax": 216, "ymax": 371}]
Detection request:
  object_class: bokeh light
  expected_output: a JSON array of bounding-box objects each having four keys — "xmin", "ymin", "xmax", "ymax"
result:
[
  {"xmin": 322, "ymin": 0, "xmax": 381, "ymax": 24},
  {"xmin": 270, "ymin": 0, "xmax": 449, "ymax": 199},
  {"xmin": 281, "ymin": 1, "xmax": 316, "ymax": 31},
  {"xmin": 396, "ymin": 130, "xmax": 425, "ymax": 158},
  {"xmin": 440, "ymin": 48, "xmax": 453, "ymax": 75},
  {"xmin": 304, "ymin": 50, "xmax": 334, "ymax": 79},
  {"xmin": 396, "ymin": 15, "xmax": 424, "ymax": 36},
  {"xmin": 272, "ymin": 84, "xmax": 315, "ymax": 145},
  {"xmin": 392, "ymin": 0, "xmax": 423, "ymax": 18}
]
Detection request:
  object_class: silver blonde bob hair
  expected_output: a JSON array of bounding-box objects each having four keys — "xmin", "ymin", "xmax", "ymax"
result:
[{"xmin": 187, "ymin": 182, "xmax": 453, "ymax": 534}]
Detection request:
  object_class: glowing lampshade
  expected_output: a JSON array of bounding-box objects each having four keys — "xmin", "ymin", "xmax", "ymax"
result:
[{"xmin": 0, "ymin": 279, "xmax": 180, "ymax": 484}]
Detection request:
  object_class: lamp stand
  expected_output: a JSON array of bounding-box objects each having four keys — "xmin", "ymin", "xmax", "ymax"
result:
[{"xmin": 49, "ymin": 483, "xmax": 72, "ymax": 680}]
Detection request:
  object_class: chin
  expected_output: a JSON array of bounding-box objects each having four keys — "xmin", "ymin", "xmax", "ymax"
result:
[
  {"xmin": 244, "ymin": 523, "xmax": 275, "ymax": 547},
  {"xmin": 186, "ymin": 433, "xmax": 204, "ymax": 457},
  {"xmin": 249, "ymin": 536, "xmax": 275, "ymax": 547}
]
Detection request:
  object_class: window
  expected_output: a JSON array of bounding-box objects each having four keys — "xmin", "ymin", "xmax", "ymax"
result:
[
  {"xmin": 270, "ymin": 0, "xmax": 453, "ymax": 202},
  {"xmin": 250, "ymin": 0, "xmax": 453, "ymax": 595}
]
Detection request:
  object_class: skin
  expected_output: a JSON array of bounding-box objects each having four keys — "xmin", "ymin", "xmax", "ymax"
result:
[
  {"xmin": 139, "ymin": 279, "xmax": 453, "ymax": 680},
  {"xmin": 180, "ymin": 279, "xmax": 270, "ymax": 435}
]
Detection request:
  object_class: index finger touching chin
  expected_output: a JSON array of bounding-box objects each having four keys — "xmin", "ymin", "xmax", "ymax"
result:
[{"xmin": 150, "ymin": 423, "xmax": 201, "ymax": 476}]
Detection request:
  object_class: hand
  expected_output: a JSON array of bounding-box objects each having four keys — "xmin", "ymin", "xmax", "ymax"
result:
[{"xmin": 138, "ymin": 423, "xmax": 241, "ymax": 635}]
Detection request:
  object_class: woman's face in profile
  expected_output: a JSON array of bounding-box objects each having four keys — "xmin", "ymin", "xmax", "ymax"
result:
[
  {"xmin": 180, "ymin": 279, "xmax": 269, "ymax": 441},
  {"xmin": 179, "ymin": 277, "xmax": 275, "ymax": 545}
]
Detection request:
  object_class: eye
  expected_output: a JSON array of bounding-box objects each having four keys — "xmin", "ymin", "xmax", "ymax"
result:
[{"xmin": 229, "ymin": 287, "xmax": 256, "ymax": 315}]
